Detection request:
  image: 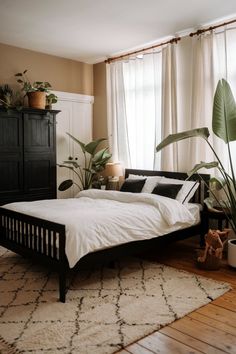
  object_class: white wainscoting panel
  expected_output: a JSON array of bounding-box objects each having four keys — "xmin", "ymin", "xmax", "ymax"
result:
[{"xmin": 53, "ymin": 91, "xmax": 94, "ymax": 198}]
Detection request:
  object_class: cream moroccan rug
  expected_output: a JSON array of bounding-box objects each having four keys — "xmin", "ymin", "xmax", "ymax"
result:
[{"xmin": 0, "ymin": 246, "xmax": 231, "ymax": 354}]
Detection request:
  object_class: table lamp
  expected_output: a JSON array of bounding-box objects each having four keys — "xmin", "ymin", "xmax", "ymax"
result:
[{"xmin": 104, "ymin": 162, "xmax": 123, "ymax": 190}]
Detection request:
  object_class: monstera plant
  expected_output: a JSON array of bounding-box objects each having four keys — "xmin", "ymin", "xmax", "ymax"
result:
[
  {"xmin": 58, "ymin": 134, "xmax": 112, "ymax": 192},
  {"xmin": 156, "ymin": 79, "xmax": 236, "ymax": 233}
]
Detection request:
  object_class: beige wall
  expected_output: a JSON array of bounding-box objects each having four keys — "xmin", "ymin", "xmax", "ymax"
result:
[
  {"xmin": 93, "ymin": 62, "xmax": 108, "ymax": 142},
  {"xmin": 0, "ymin": 43, "xmax": 93, "ymax": 95}
]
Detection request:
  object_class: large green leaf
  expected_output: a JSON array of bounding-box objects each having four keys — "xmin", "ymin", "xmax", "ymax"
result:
[
  {"xmin": 93, "ymin": 155, "xmax": 111, "ymax": 167},
  {"xmin": 58, "ymin": 179, "xmax": 73, "ymax": 191},
  {"xmin": 93, "ymin": 148, "xmax": 112, "ymax": 164},
  {"xmin": 57, "ymin": 163, "xmax": 74, "ymax": 171},
  {"xmin": 213, "ymin": 79, "xmax": 236, "ymax": 142},
  {"xmin": 210, "ymin": 176, "xmax": 226, "ymax": 190},
  {"xmin": 156, "ymin": 128, "xmax": 210, "ymax": 152},
  {"xmin": 62, "ymin": 160, "xmax": 80, "ymax": 168},
  {"xmin": 187, "ymin": 161, "xmax": 218, "ymax": 178},
  {"xmin": 84, "ymin": 138, "xmax": 107, "ymax": 155},
  {"xmin": 66, "ymin": 133, "xmax": 86, "ymax": 153}
]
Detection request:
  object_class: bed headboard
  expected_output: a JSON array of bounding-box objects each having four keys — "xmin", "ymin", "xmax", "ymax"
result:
[{"xmin": 125, "ymin": 168, "xmax": 210, "ymax": 205}]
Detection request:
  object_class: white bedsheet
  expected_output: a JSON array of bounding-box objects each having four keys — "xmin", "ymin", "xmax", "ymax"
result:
[{"xmin": 3, "ymin": 190, "xmax": 199, "ymax": 268}]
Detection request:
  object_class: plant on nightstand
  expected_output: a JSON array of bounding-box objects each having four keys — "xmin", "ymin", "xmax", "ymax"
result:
[{"xmin": 58, "ymin": 134, "xmax": 112, "ymax": 192}]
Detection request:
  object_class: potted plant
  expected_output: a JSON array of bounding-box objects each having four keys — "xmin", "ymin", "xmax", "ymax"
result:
[
  {"xmin": 0, "ymin": 84, "xmax": 14, "ymax": 109},
  {"xmin": 156, "ymin": 79, "xmax": 236, "ymax": 234},
  {"xmin": 58, "ymin": 134, "xmax": 112, "ymax": 192},
  {"xmin": 15, "ymin": 69, "xmax": 57, "ymax": 109},
  {"xmin": 46, "ymin": 93, "xmax": 58, "ymax": 109},
  {"xmin": 0, "ymin": 84, "xmax": 23, "ymax": 110}
]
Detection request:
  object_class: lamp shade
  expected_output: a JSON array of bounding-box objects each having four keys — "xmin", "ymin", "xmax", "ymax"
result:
[{"xmin": 104, "ymin": 162, "xmax": 123, "ymax": 177}]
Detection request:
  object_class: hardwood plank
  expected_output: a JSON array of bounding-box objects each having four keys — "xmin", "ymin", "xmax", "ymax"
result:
[
  {"xmin": 196, "ymin": 304, "xmax": 236, "ymax": 327},
  {"xmin": 125, "ymin": 343, "xmax": 155, "ymax": 354},
  {"xmin": 137, "ymin": 331, "xmax": 203, "ymax": 354},
  {"xmin": 223, "ymin": 290, "xmax": 236, "ymax": 299},
  {"xmin": 188, "ymin": 312, "xmax": 236, "ymax": 336},
  {"xmin": 212, "ymin": 297, "xmax": 236, "ymax": 313},
  {"xmin": 170, "ymin": 316, "xmax": 236, "ymax": 353},
  {"xmin": 159, "ymin": 326, "xmax": 225, "ymax": 354}
]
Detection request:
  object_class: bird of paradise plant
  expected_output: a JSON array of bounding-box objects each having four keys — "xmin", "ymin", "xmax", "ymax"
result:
[
  {"xmin": 58, "ymin": 134, "xmax": 112, "ymax": 191},
  {"xmin": 156, "ymin": 79, "xmax": 236, "ymax": 233}
]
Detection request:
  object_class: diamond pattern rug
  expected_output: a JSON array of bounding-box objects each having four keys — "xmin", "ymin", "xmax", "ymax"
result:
[{"xmin": 0, "ymin": 246, "xmax": 231, "ymax": 354}]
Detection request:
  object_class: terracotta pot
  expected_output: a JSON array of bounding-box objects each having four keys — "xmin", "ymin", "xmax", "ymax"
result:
[{"xmin": 27, "ymin": 91, "xmax": 46, "ymax": 109}]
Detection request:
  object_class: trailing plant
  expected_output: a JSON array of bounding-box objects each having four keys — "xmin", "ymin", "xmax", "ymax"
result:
[
  {"xmin": 0, "ymin": 84, "xmax": 13, "ymax": 108},
  {"xmin": 0, "ymin": 84, "xmax": 22, "ymax": 110},
  {"xmin": 58, "ymin": 134, "xmax": 112, "ymax": 191},
  {"xmin": 15, "ymin": 69, "xmax": 52, "ymax": 93},
  {"xmin": 156, "ymin": 79, "xmax": 236, "ymax": 233}
]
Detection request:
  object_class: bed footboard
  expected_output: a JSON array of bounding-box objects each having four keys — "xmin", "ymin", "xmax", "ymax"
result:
[{"xmin": 0, "ymin": 208, "xmax": 68, "ymax": 302}]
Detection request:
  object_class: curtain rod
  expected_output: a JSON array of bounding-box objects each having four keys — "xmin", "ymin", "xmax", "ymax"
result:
[
  {"xmin": 104, "ymin": 37, "xmax": 180, "ymax": 64},
  {"xmin": 189, "ymin": 18, "xmax": 236, "ymax": 36},
  {"xmin": 105, "ymin": 17, "xmax": 236, "ymax": 64}
]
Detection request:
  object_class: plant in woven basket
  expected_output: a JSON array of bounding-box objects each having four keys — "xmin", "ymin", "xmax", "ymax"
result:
[
  {"xmin": 156, "ymin": 79, "xmax": 236, "ymax": 233},
  {"xmin": 58, "ymin": 134, "xmax": 112, "ymax": 192}
]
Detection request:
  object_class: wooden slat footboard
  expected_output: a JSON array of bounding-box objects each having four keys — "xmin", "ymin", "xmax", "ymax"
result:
[
  {"xmin": 0, "ymin": 208, "xmax": 68, "ymax": 302},
  {"xmin": 0, "ymin": 170, "xmax": 211, "ymax": 303}
]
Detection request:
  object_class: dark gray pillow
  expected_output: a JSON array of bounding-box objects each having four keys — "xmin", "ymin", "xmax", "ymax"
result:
[
  {"xmin": 120, "ymin": 178, "xmax": 146, "ymax": 193},
  {"xmin": 152, "ymin": 183, "xmax": 183, "ymax": 199}
]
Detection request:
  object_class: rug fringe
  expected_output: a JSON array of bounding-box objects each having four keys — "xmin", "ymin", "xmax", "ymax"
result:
[{"xmin": 0, "ymin": 336, "xmax": 22, "ymax": 354}]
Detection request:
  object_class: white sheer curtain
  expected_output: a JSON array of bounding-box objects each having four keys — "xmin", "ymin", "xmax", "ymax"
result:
[
  {"xmin": 189, "ymin": 26, "xmax": 236, "ymax": 173},
  {"xmin": 107, "ymin": 52, "xmax": 162, "ymax": 169},
  {"xmin": 106, "ymin": 61, "xmax": 131, "ymax": 166},
  {"xmin": 106, "ymin": 24, "xmax": 236, "ymax": 172},
  {"xmin": 188, "ymin": 33, "xmax": 216, "ymax": 169},
  {"xmin": 161, "ymin": 43, "xmax": 178, "ymax": 170}
]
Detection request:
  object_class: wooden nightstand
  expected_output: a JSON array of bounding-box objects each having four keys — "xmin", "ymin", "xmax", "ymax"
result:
[{"xmin": 204, "ymin": 205, "xmax": 230, "ymax": 231}]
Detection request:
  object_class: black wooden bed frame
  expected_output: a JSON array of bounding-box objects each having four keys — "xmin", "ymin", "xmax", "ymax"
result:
[{"xmin": 0, "ymin": 169, "xmax": 210, "ymax": 302}]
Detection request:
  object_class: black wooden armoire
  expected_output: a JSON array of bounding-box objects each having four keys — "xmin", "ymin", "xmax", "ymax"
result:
[{"xmin": 0, "ymin": 107, "xmax": 60, "ymax": 205}]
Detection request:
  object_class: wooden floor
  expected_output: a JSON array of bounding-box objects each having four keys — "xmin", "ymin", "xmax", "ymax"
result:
[{"xmin": 118, "ymin": 236, "xmax": 236, "ymax": 354}]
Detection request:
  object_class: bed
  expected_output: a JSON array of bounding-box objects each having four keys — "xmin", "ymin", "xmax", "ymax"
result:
[{"xmin": 0, "ymin": 169, "xmax": 210, "ymax": 302}]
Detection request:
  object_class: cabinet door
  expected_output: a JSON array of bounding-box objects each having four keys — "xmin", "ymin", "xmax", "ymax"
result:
[
  {"xmin": 23, "ymin": 112, "xmax": 56, "ymax": 198},
  {"xmin": 0, "ymin": 111, "xmax": 23, "ymax": 203},
  {"xmin": 24, "ymin": 112, "xmax": 55, "ymax": 153}
]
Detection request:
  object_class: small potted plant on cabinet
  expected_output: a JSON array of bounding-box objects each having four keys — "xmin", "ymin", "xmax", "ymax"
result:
[
  {"xmin": 15, "ymin": 69, "xmax": 57, "ymax": 109},
  {"xmin": 46, "ymin": 93, "xmax": 58, "ymax": 109}
]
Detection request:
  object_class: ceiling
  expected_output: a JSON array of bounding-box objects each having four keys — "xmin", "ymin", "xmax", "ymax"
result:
[{"xmin": 0, "ymin": 0, "xmax": 236, "ymax": 64}]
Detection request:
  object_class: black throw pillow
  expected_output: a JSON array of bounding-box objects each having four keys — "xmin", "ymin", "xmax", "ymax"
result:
[
  {"xmin": 120, "ymin": 178, "xmax": 146, "ymax": 193},
  {"xmin": 152, "ymin": 183, "xmax": 183, "ymax": 199}
]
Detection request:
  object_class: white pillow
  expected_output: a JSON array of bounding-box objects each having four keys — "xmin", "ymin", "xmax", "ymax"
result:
[
  {"xmin": 158, "ymin": 177, "xmax": 199, "ymax": 203},
  {"xmin": 128, "ymin": 174, "xmax": 163, "ymax": 193},
  {"xmin": 128, "ymin": 174, "xmax": 146, "ymax": 179}
]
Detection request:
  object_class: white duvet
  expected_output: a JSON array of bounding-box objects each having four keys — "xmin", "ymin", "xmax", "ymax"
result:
[{"xmin": 3, "ymin": 190, "xmax": 199, "ymax": 268}]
